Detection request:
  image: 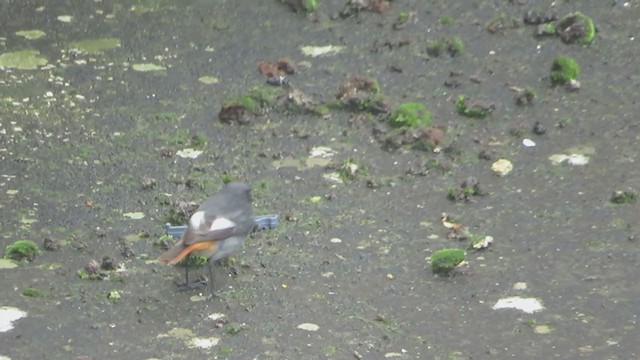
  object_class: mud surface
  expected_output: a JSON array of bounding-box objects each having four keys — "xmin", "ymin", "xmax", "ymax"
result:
[{"xmin": 1, "ymin": 0, "xmax": 639, "ymax": 359}]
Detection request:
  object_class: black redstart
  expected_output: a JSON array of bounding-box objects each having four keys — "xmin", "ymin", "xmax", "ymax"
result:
[{"xmin": 157, "ymin": 182, "xmax": 254, "ymax": 295}]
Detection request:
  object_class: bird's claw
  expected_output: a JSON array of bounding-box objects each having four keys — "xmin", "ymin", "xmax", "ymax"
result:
[
  {"xmin": 206, "ymin": 289, "xmax": 224, "ymax": 300},
  {"xmin": 175, "ymin": 279, "xmax": 208, "ymax": 291}
]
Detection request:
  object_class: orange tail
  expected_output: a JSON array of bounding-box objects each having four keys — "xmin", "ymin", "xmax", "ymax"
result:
[{"xmin": 161, "ymin": 241, "xmax": 218, "ymax": 265}]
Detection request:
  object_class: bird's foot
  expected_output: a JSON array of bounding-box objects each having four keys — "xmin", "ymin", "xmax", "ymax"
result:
[
  {"xmin": 175, "ymin": 279, "xmax": 208, "ymax": 291},
  {"xmin": 206, "ymin": 289, "xmax": 224, "ymax": 300}
]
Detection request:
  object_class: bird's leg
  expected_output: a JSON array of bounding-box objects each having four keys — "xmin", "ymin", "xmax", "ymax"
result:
[
  {"xmin": 207, "ymin": 261, "xmax": 224, "ymax": 299},
  {"xmin": 175, "ymin": 265, "xmax": 207, "ymax": 291}
]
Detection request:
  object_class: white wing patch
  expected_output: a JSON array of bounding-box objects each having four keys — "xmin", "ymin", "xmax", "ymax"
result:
[
  {"xmin": 190, "ymin": 211, "xmax": 206, "ymax": 229},
  {"xmin": 209, "ymin": 217, "xmax": 236, "ymax": 232}
]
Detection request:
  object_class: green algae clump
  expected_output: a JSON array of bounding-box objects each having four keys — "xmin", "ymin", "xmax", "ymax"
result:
[
  {"xmin": 219, "ymin": 86, "xmax": 281, "ymax": 124},
  {"xmin": 302, "ymin": 0, "xmax": 317, "ymax": 11},
  {"xmin": 550, "ymin": 56, "xmax": 580, "ymax": 85},
  {"xmin": 431, "ymin": 248, "xmax": 465, "ymax": 275},
  {"xmin": 387, "ymin": 102, "xmax": 432, "ymax": 128},
  {"xmin": 610, "ymin": 190, "xmax": 637, "ymax": 204},
  {"xmin": 455, "ymin": 95, "xmax": 493, "ymax": 118},
  {"xmin": 4, "ymin": 240, "xmax": 39, "ymax": 262},
  {"xmin": 22, "ymin": 287, "xmax": 44, "ymax": 297},
  {"xmin": 447, "ymin": 36, "xmax": 464, "ymax": 56},
  {"xmin": 0, "ymin": 50, "xmax": 48, "ymax": 70},
  {"xmin": 556, "ymin": 12, "xmax": 595, "ymax": 45}
]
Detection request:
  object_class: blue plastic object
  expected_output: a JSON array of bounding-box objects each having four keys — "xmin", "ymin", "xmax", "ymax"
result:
[{"xmin": 164, "ymin": 214, "xmax": 279, "ymax": 238}]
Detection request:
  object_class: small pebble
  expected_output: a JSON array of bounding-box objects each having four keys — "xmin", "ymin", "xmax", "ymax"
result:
[
  {"xmin": 491, "ymin": 159, "xmax": 513, "ymax": 176},
  {"xmin": 533, "ymin": 121, "xmax": 546, "ymax": 135},
  {"xmin": 566, "ymin": 79, "xmax": 581, "ymax": 92}
]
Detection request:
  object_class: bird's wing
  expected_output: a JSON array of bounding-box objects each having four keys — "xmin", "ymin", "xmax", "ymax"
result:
[{"xmin": 183, "ymin": 216, "xmax": 237, "ymax": 245}]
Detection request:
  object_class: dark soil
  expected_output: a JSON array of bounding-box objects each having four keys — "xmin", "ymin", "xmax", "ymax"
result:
[{"xmin": 1, "ymin": 0, "xmax": 638, "ymax": 359}]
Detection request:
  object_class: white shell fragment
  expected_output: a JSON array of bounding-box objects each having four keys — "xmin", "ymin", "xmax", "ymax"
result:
[
  {"xmin": 512, "ymin": 282, "xmax": 527, "ymax": 290},
  {"xmin": 522, "ymin": 138, "xmax": 536, "ymax": 147},
  {"xmin": 300, "ymin": 45, "xmax": 345, "ymax": 57},
  {"xmin": 176, "ymin": 148, "xmax": 203, "ymax": 159},
  {"xmin": 549, "ymin": 146, "xmax": 593, "ymax": 166},
  {"xmin": 0, "ymin": 306, "xmax": 27, "ymax": 332},
  {"xmin": 549, "ymin": 153, "xmax": 589, "ymax": 166},
  {"xmin": 492, "ymin": 296, "xmax": 544, "ymax": 314},
  {"xmin": 472, "ymin": 235, "xmax": 494, "ymax": 249},
  {"xmin": 189, "ymin": 337, "xmax": 220, "ymax": 349},
  {"xmin": 208, "ymin": 313, "xmax": 226, "ymax": 321},
  {"xmin": 123, "ymin": 212, "xmax": 145, "ymax": 219},
  {"xmin": 491, "ymin": 159, "xmax": 513, "ymax": 176},
  {"xmin": 297, "ymin": 323, "xmax": 320, "ymax": 331},
  {"xmin": 310, "ymin": 146, "xmax": 336, "ymax": 158}
]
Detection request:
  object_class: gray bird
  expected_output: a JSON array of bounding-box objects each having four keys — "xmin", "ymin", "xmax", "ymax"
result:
[{"xmin": 157, "ymin": 182, "xmax": 254, "ymax": 295}]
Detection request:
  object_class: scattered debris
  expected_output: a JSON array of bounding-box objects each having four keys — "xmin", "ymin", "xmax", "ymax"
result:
[
  {"xmin": 532, "ymin": 121, "xmax": 547, "ymax": 135},
  {"xmin": 486, "ymin": 12, "xmax": 519, "ymax": 34},
  {"xmin": 523, "ymin": 10, "xmax": 557, "ymax": 25},
  {"xmin": 565, "ymin": 78, "xmax": 581, "ymax": 92},
  {"xmin": 339, "ymin": 0, "xmax": 392, "ymax": 18},
  {"xmin": 336, "ymin": 76, "xmax": 388, "ymax": 114},
  {"xmin": 392, "ymin": 11, "xmax": 412, "ymax": 30},
  {"xmin": 455, "ymin": 95, "xmax": 494, "ymax": 118},
  {"xmin": 548, "ymin": 146, "xmax": 593, "ymax": 166},
  {"xmin": 381, "ymin": 125, "xmax": 444, "ymax": 151},
  {"xmin": 535, "ymin": 23, "xmax": 557, "ymax": 38},
  {"xmin": 491, "ymin": 159, "xmax": 513, "ymax": 176},
  {"xmin": 471, "ymin": 235, "xmax": 494, "ymax": 250},
  {"xmin": 107, "ymin": 290, "xmax": 121, "ymax": 300},
  {"xmin": 258, "ymin": 58, "xmax": 296, "ymax": 86},
  {"xmin": 43, "ymin": 237, "xmax": 60, "ymax": 251},
  {"xmin": 219, "ymin": 87, "xmax": 281, "ymax": 124},
  {"xmin": 556, "ymin": 12, "xmax": 595, "ymax": 45},
  {"xmin": 512, "ymin": 86, "xmax": 536, "ymax": 106},
  {"xmin": 447, "ymin": 177, "xmax": 485, "ymax": 202},
  {"xmin": 492, "ymin": 296, "xmax": 545, "ymax": 314},
  {"xmin": 142, "ymin": 177, "xmax": 157, "ymax": 189},
  {"xmin": 338, "ymin": 157, "xmax": 365, "ymax": 183},
  {"xmin": 101, "ymin": 256, "xmax": 118, "ymax": 271},
  {"xmin": 610, "ymin": 190, "xmax": 637, "ymax": 204},
  {"xmin": 78, "ymin": 259, "xmax": 107, "ymax": 280},
  {"xmin": 426, "ymin": 36, "xmax": 464, "ymax": 57}
]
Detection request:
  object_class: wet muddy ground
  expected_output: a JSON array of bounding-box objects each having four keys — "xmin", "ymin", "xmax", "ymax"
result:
[{"xmin": 1, "ymin": 0, "xmax": 639, "ymax": 359}]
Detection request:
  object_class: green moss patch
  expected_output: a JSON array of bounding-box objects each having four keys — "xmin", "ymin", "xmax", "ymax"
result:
[
  {"xmin": 610, "ymin": 190, "xmax": 637, "ymax": 204},
  {"xmin": 4, "ymin": 240, "xmax": 39, "ymax": 262},
  {"xmin": 431, "ymin": 248, "xmax": 465, "ymax": 275},
  {"xmin": 0, "ymin": 50, "xmax": 48, "ymax": 70},
  {"xmin": 455, "ymin": 95, "xmax": 494, "ymax": 118},
  {"xmin": 387, "ymin": 102, "xmax": 432, "ymax": 128},
  {"xmin": 556, "ymin": 12, "xmax": 595, "ymax": 45},
  {"xmin": 550, "ymin": 56, "xmax": 580, "ymax": 85}
]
